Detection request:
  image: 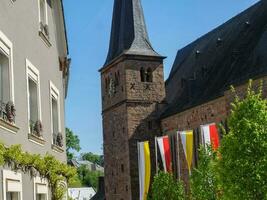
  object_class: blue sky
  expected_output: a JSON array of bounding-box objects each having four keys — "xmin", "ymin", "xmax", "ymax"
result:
[{"xmin": 63, "ymin": 0, "xmax": 259, "ymax": 155}]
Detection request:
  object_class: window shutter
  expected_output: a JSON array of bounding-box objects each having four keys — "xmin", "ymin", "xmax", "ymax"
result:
[
  {"xmin": 36, "ymin": 183, "xmax": 48, "ymax": 194},
  {"xmin": 7, "ymin": 180, "xmax": 22, "ymax": 192}
]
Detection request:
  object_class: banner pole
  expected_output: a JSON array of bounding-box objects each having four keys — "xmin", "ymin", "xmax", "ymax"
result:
[
  {"xmin": 155, "ymin": 136, "xmax": 158, "ymax": 175},
  {"xmin": 177, "ymin": 132, "xmax": 181, "ymax": 180}
]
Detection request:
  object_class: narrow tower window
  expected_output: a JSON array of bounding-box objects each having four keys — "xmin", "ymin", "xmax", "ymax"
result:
[
  {"xmin": 115, "ymin": 71, "xmax": 120, "ymax": 86},
  {"xmin": 146, "ymin": 68, "xmax": 153, "ymax": 82},
  {"xmin": 140, "ymin": 67, "xmax": 145, "ymax": 82},
  {"xmin": 105, "ymin": 78, "xmax": 107, "ymax": 92}
]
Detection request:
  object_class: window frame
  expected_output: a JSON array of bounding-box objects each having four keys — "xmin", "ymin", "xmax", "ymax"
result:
[
  {"xmin": 34, "ymin": 177, "xmax": 48, "ymax": 200},
  {"xmin": 49, "ymin": 81, "xmax": 61, "ymax": 144},
  {"xmin": 38, "ymin": 0, "xmax": 48, "ymax": 27},
  {"xmin": 3, "ymin": 170, "xmax": 23, "ymax": 200},
  {"xmin": 0, "ymin": 30, "xmax": 14, "ymax": 103},
  {"xmin": 26, "ymin": 59, "xmax": 42, "ymax": 134}
]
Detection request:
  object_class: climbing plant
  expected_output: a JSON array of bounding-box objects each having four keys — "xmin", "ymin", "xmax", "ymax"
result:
[{"xmin": 0, "ymin": 142, "xmax": 76, "ymax": 200}]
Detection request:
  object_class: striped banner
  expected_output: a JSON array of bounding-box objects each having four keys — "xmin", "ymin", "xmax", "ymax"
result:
[
  {"xmin": 178, "ymin": 130, "xmax": 193, "ymax": 173},
  {"xmin": 201, "ymin": 123, "xmax": 220, "ymax": 150},
  {"xmin": 138, "ymin": 141, "xmax": 151, "ymax": 200},
  {"xmin": 157, "ymin": 136, "xmax": 172, "ymax": 173}
]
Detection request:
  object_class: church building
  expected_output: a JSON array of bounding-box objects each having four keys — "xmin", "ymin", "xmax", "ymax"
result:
[{"xmin": 100, "ymin": 0, "xmax": 267, "ymax": 199}]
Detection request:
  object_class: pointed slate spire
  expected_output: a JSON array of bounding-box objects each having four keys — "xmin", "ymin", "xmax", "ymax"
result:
[{"xmin": 104, "ymin": 0, "xmax": 161, "ymax": 66}]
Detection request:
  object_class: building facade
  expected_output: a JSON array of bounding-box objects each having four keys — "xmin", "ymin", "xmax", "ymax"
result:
[
  {"xmin": 0, "ymin": 0, "xmax": 69, "ymax": 199},
  {"xmin": 101, "ymin": 0, "xmax": 267, "ymax": 200}
]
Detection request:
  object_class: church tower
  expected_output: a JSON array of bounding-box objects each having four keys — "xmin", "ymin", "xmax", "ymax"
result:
[{"xmin": 100, "ymin": 0, "xmax": 165, "ymax": 199}]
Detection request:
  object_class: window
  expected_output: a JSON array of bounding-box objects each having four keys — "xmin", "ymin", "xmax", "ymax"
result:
[
  {"xmin": 34, "ymin": 177, "xmax": 48, "ymax": 200},
  {"xmin": 6, "ymin": 192, "xmax": 20, "ymax": 200},
  {"xmin": 38, "ymin": 0, "xmax": 50, "ymax": 44},
  {"xmin": 146, "ymin": 68, "xmax": 153, "ymax": 82},
  {"xmin": 38, "ymin": 0, "xmax": 48, "ymax": 28},
  {"xmin": 50, "ymin": 81, "xmax": 61, "ymax": 145},
  {"xmin": 52, "ymin": 97, "xmax": 58, "ymax": 134},
  {"xmin": 140, "ymin": 67, "xmax": 153, "ymax": 82},
  {"xmin": 0, "ymin": 52, "xmax": 10, "ymax": 103},
  {"xmin": 36, "ymin": 194, "xmax": 46, "ymax": 200},
  {"xmin": 0, "ymin": 31, "xmax": 14, "ymax": 103},
  {"xmin": 3, "ymin": 170, "xmax": 22, "ymax": 200},
  {"xmin": 0, "ymin": 31, "xmax": 16, "ymax": 128},
  {"xmin": 140, "ymin": 67, "xmax": 145, "ymax": 82},
  {"xmin": 26, "ymin": 59, "xmax": 42, "ymax": 135}
]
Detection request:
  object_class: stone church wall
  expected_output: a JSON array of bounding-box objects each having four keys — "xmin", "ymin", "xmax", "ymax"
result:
[{"xmin": 160, "ymin": 76, "xmax": 267, "ymax": 186}]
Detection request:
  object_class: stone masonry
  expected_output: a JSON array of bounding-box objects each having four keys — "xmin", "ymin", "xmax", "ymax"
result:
[{"xmin": 101, "ymin": 55, "xmax": 165, "ymax": 200}]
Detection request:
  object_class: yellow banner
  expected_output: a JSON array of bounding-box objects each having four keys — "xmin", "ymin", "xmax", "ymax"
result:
[
  {"xmin": 180, "ymin": 130, "xmax": 193, "ymax": 173},
  {"xmin": 138, "ymin": 141, "xmax": 151, "ymax": 200}
]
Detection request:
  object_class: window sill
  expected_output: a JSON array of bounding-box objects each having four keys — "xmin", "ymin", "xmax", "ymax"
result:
[
  {"xmin": 51, "ymin": 144, "xmax": 64, "ymax": 153},
  {"xmin": 39, "ymin": 31, "xmax": 51, "ymax": 47},
  {"xmin": 0, "ymin": 118, "xmax": 19, "ymax": 134},
  {"xmin": 28, "ymin": 134, "xmax": 45, "ymax": 146}
]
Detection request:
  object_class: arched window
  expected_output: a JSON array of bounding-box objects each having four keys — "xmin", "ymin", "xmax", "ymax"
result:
[
  {"xmin": 140, "ymin": 67, "xmax": 145, "ymax": 82},
  {"xmin": 146, "ymin": 68, "xmax": 153, "ymax": 82}
]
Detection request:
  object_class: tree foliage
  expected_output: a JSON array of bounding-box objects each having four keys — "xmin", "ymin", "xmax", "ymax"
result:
[
  {"xmin": 68, "ymin": 174, "xmax": 83, "ymax": 188},
  {"xmin": 81, "ymin": 152, "xmax": 104, "ymax": 166},
  {"xmin": 77, "ymin": 164, "xmax": 104, "ymax": 190},
  {"xmin": 151, "ymin": 171, "xmax": 185, "ymax": 200},
  {"xmin": 218, "ymin": 81, "xmax": 267, "ymax": 199},
  {"xmin": 66, "ymin": 128, "xmax": 81, "ymax": 161},
  {"xmin": 190, "ymin": 146, "xmax": 221, "ymax": 200}
]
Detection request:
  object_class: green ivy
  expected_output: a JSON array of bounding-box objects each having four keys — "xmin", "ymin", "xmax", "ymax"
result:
[{"xmin": 0, "ymin": 142, "xmax": 76, "ymax": 200}]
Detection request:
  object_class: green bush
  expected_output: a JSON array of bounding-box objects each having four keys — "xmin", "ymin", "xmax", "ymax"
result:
[
  {"xmin": 151, "ymin": 171, "xmax": 185, "ymax": 200},
  {"xmin": 77, "ymin": 164, "xmax": 104, "ymax": 190},
  {"xmin": 190, "ymin": 146, "xmax": 221, "ymax": 200},
  {"xmin": 218, "ymin": 81, "xmax": 267, "ymax": 199}
]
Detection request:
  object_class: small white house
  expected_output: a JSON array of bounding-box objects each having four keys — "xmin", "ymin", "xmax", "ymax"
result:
[{"xmin": 68, "ymin": 187, "xmax": 96, "ymax": 200}]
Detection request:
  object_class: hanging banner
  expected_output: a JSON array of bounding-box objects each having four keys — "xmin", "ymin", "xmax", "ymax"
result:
[
  {"xmin": 201, "ymin": 123, "xmax": 220, "ymax": 150},
  {"xmin": 138, "ymin": 141, "xmax": 151, "ymax": 200},
  {"xmin": 178, "ymin": 130, "xmax": 193, "ymax": 172},
  {"xmin": 157, "ymin": 136, "xmax": 172, "ymax": 173}
]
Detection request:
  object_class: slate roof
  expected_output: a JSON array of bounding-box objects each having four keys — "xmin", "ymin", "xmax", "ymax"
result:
[
  {"xmin": 104, "ymin": 0, "xmax": 161, "ymax": 67},
  {"xmin": 161, "ymin": 0, "xmax": 267, "ymax": 118},
  {"xmin": 69, "ymin": 159, "xmax": 104, "ymax": 172}
]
